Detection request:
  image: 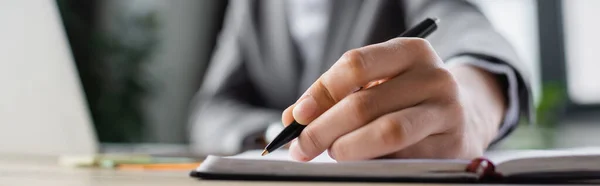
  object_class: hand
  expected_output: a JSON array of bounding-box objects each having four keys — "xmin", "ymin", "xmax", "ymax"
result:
[{"xmin": 281, "ymin": 38, "xmax": 506, "ymax": 161}]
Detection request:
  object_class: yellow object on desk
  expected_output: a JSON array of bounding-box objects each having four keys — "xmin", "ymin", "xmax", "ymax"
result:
[
  {"xmin": 58, "ymin": 154, "xmax": 150, "ymax": 167},
  {"xmin": 99, "ymin": 157, "xmax": 198, "ymax": 168},
  {"xmin": 58, "ymin": 154, "xmax": 199, "ymax": 169}
]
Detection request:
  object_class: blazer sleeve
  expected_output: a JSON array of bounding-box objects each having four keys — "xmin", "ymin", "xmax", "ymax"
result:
[
  {"xmin": 402, "ymin": 0, "xmax": 535, "ymax": 142},
  {"xmin": 188, "ymin": 0, "xmax": 280, "ymax": 156}
]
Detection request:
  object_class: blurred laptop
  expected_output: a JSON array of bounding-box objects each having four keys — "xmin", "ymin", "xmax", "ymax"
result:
[{"xmin": 0, "ymin": 1, "xmax": 98, "ymax": 155}]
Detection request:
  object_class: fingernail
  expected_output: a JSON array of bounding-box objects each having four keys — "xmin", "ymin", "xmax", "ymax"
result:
[
  {"xmin": 293, "ymin": 95, "xmax": 317, "ymax": 124},
  {"xmin": 289, "ymin": 141, "xmax": 310, "ymax": 161}
]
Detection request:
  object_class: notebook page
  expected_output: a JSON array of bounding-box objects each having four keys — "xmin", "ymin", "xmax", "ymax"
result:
[
  {"xmin": 484, "ymin": 147, "xmax": 600, "ymax": 176},
  {"xmin": 485, "ymin": 146, "xmax": 600, "ymax": 164},
  {"xmin": 228, "ymin": 149, "xmax": 335, "ymax": 162}
]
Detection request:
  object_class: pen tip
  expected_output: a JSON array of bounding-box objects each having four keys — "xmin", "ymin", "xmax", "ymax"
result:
[
  {"xmin": 261, "ymin": 150, "xmax": 269, "ymax": 156},
  {"xmin": 430, "ymin": 17, "xmax": 440, "ymax": 23}
]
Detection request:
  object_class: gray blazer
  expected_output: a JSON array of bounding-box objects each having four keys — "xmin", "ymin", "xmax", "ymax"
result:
[{"xmin": 189, "ymin": 0, "xmax": 533, "ymax": 155}]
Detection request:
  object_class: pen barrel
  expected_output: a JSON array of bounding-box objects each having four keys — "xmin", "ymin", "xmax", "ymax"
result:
[
  {"xmin": 399, "ymin": 18, "xmax": 438, "ymax": 38},
  {"xmin": 264, "ymin": 121, "xmax": 306, "ymax": 152}
]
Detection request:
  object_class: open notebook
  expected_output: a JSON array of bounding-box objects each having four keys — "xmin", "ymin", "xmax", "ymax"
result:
[{"xmin": 191, "ymin": 147, "xmax": 600, "ymax": 183}]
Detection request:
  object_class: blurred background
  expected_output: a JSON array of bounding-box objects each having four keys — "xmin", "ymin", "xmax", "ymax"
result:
[
  {"xmin": 55, "ymin": 0, "xmax": 227, "ymax": 144},
  {"xmin": 1, "ymin": 0, "xmax": 599, "ymax": 155}
]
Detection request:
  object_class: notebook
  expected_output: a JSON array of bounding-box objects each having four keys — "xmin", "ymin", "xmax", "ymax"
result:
[{"xmin": 190, "ymin": 147, "xmax": 600, "ymax": 183}]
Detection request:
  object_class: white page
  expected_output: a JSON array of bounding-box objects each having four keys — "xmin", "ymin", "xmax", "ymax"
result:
[
  {"xmin": 228, "ymin": 150, "xmax": 335, "ymax": 162},
  {"xmin": 485, "ymin": 146, "xmax": 600, "ymax": 164},
  {"xmin": 484, "ymin": 147, "xmax": 600, "ymax": 176}
]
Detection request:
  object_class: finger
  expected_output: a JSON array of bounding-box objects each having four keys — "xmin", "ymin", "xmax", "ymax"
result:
[
  {"xmin": 328, "ymin": 103, "xmax": 445, "ymax": 161},
  {"xmin": 281, "ymin": 104, "xmax": 295, "ymax": 127},
  {"xmin": 282, "ymin": 92, "xmax": 313, "ymax": 126},
  {"xmin": 290, "ymin": 38, "xmax": 440, "ymax": 124},
  {"xmin": 283, "ymin": 77, "xmax": 382, "ymax": 127},
  {"xmin": 290, "ymin": 68, "xmax": 448, "ymax": 161},
  {"xmin": 289, "ymin": 140, "xmax": 310, "ymax": 161}
]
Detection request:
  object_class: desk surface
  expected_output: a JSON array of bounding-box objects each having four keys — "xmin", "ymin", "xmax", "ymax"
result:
[
  {"xmin": 0, "ymin": 154, "xmax": 575, "ymax": 186},
  {"xmin": 0, "ymin": 154, "xmax": 434, "ymax": 186}
]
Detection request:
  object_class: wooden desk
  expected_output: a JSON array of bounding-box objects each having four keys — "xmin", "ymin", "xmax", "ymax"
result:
[
  {"xmin": 0, "ymin": 154, "xmax": 577, "ymax": 186},
  {"xmin": 0, "ymin": 154, "xmax": 439, "ymax": 186}
]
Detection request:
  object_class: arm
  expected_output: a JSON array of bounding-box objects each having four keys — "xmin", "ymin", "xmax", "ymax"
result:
[{"xmin": 188, "ymin": 1, "xmax": 279, "ymax": 156}]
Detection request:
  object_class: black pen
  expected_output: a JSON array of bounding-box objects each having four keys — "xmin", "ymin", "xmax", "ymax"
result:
[{"xmin": 261, "ymin": 17, "xmax": 440, "ymax": 156}]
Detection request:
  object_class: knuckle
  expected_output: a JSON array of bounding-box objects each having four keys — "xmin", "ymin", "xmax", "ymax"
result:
[
  {"xmin": 404, "ymin": 38, "xmax": 432, "ymax": 48},
  {"xmin": 302, "ymin": 127, "xmax": 325, "ymax": 154},
  {"xmin": 341, "ymin": 49, "xmax": 368, "ymax": 83},
  {"xmin": 378, "ymin": 116, "xmax": 409, "ymax": 148},
  {"xmin": 329, "ymin": 142, "xmax": 348, "ymax": 160},
  {"xmin": 390, "ymin": 38, "xmax": 439, "ymax": 66},
  {"xmin": 315, "ymin": 78, "xmax": 339, "ymax": 103},
  {"xmin": 347, "ymin": 92, "xmax": 375, "ymax": 122},
  {"xmin": 402, "ymin": 38, "xmax": 434, "ymax": 54},
  {"xmin": 433, "ymin": 68, "xmax": 460, "ymax": 100}
]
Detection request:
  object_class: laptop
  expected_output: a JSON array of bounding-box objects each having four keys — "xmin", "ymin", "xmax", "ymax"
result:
[{"xmin": 0, "ymin": 1, "xmax": 98, "ymax": 155}]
